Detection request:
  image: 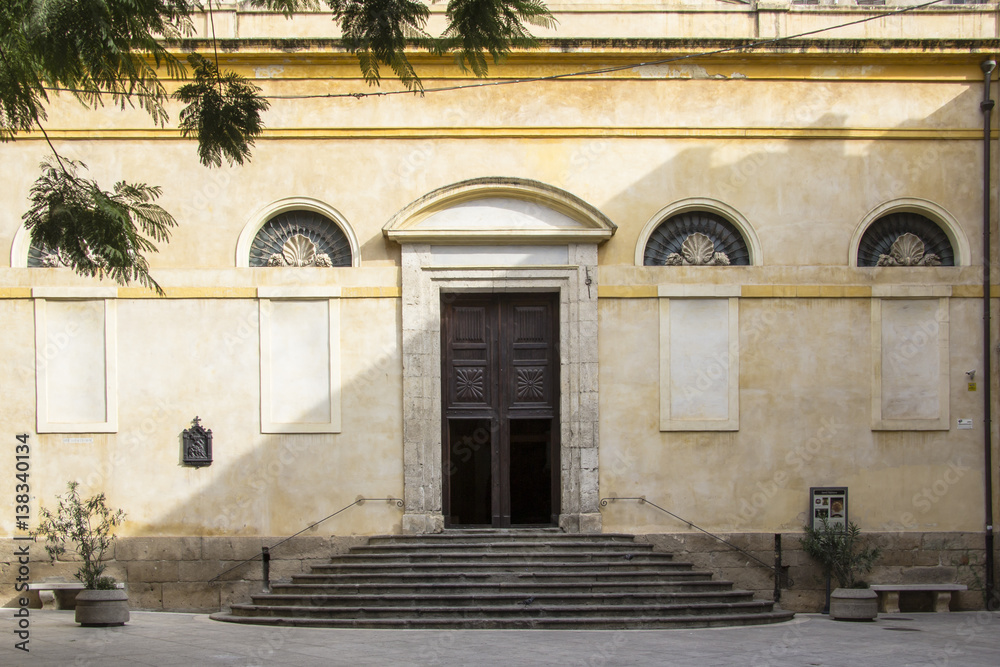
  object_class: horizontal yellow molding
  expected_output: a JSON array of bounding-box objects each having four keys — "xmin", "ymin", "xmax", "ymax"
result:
[
  {"xmin": 341, "ymin": 286, "xmax": 401, "ymax": 298},
  {"xmin": 18, "ymin": 127, "xmax": 991, "ymax": 142},
  {"xmin": 598, "ymin": 285, "xmax": 658, "ymax": 298},
  {"xmin": 953, "ymin": 285, "xmax": 980, "ymax": 298},
  {"xmin": 10, "ymin": 286, "xmax": 406, "ymax": 299},
  {"xmin": 599, "ymin": 285, "xmax": 999, "ymax": 298},
  {"xmin": 117, "ymin": 287, "xmax": 258, "ymax": 299},
  {"xmin": 164, "ymin": 38, "xmax": 1000, "ymax": 73},
  {"xmin": 6, "ymin": 284, "xmax": 991, "ymax": 300},
  {"xmin": 183, "ymin": 60, "xmax": 990, "ymax": 83}
]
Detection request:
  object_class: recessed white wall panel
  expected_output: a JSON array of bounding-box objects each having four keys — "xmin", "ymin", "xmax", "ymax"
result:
[
  {"xmin": 872, "ymin": 298, "xmax": 949, "ymax": 430},
  {"xmin": 660, "ymin": 297, "xmax": 739, "ymax": 431},
  {"xmin": 35, "ymin": 299, "xmax": 117, "ymax": 432},
  {"xmin": 260, "ymin": 298, "xmax": 341, "ymax": 433}
]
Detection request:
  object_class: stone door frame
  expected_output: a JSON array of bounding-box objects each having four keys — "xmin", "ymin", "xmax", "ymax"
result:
[{"xmin": 398, "ymin": 245, "xmax": 602, "ymax": 534}]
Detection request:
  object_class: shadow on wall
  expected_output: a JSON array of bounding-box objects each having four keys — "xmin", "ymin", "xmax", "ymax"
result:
[{"xmin": 3, "ymin": 75, "xmax": 991, "ymax": 615}]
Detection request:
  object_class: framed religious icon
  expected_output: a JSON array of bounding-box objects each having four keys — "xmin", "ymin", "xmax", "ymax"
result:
[{"xmin": 810, "ymin": 487, "xmax": 847, "ymax": 530}]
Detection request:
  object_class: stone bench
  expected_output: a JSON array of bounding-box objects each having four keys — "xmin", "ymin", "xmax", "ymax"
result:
[
  {"xmin": 870, "ymin": 584, "xmax": 967, "ymax": 613},
  {"xmin": 27, "ymin": 581, "xmax": 124, "ymax": 610}
]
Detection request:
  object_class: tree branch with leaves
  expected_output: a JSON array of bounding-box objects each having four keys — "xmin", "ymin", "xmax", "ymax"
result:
[{"xmin": 1, "ymin": 0, "xmax": 554, "ymax": 289}]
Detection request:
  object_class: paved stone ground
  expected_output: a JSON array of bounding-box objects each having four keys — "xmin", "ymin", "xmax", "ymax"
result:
[{"xmin": 1, "ymin": 609, "xmax": 997, "ymax": 666}]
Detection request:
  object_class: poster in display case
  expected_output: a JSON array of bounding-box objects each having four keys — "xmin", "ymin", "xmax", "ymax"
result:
[{"xmin": 810, "ymin": 487, "xmax": 847, "ymax": 530}]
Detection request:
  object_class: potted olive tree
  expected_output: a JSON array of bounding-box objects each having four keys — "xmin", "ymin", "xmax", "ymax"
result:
[
  {"xmin": 35, "ymin": 482, "xmax": 129, "ymax": 626},
  {"xmin": 801, "ymin": 519, "xmax": 882, "ymax": 621}
]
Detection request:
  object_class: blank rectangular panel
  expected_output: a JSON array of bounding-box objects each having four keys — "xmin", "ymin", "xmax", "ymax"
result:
[
  {"xmin": 670, "ymin": 299, "xmax": 729, "ymax": 420},
  {"xmin": 35, "ymin": 298, "xmax": 117, "ymax": 433},
  {"xmin": 878, "ymin": 299, "xmax": 947, "ymax": 423},
  {"xmin": 261, "ymin": 298, "xmax": 341, "ymax": 432},
  {"xmin": 45, "ymin": 300, "xmax": 106, "ymax": 422},
  {"xmin": 660, "ymin": 297, "xmax": 739, "ymax": 431}
]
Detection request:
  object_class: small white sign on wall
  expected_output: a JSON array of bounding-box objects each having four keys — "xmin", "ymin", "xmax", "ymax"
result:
[{"xmin": 957, "ymin": 419, "xmax": 973, "ymax": 430}]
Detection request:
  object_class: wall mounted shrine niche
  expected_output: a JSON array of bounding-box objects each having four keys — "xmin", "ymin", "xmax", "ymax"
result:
[
  {"xmin": 249, "ymin": 210, "xmax": 353, "ymax": 267},
  {"xmin": 857, "ymin": 212, "xmax": 954, "ymax": 267},
  {"xmin": 182, "ymin": 416, "xmax": 212, "ymax": 467},
  {"xmin": 643, "ymin": 211, "xmax": 751, "ymax": 266}
]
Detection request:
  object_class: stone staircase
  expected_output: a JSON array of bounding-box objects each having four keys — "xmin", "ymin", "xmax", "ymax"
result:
[{"xmin": 211, "ymin": 530, "xmax": 794, "ymax": 629}]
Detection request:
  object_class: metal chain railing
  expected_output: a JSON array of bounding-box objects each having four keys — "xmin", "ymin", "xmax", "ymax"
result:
[
  {"xmin": 599, "ymin": 496, "xmax": 793, "ymax": 589},
  {"xmin": 208, "ymin": 496, "xmax": 403, "ymax": 591}
]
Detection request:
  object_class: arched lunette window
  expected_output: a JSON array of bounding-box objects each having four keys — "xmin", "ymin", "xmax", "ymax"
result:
[
  {"xmin": 249, "ymin": 209, "xmax": 352, "ymax": 267},
  {"xmin": 856, "ymin": 212, "xmax": 955, "ymax": 267},
  {"xmin": 643, "ymin": 210, "xmax": 751, "ymax": 266}
]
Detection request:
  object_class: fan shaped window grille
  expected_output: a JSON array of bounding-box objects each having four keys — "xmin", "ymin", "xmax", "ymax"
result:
[
  {"xmin": 27, "ymin": 242, "xmax": 65, "ymax": 267},
  {"xmin": 643, "ymin": 211, "xmax": 751, "ymax": 266},
  {"xmin": 857, "ymin": 212, "xmax": 954, "ymax": 267},
  {"xmin": 250, "ymin": 210, "xmax": 352, "ymax": 267}
]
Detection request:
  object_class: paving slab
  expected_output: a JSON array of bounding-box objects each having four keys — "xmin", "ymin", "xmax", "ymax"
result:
[{"xmin": 1, "ymin": 609, "xmax": 998, "ymax": 666}]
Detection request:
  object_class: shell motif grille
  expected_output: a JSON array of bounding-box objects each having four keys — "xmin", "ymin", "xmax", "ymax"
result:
[
  {"xmin": 643, "ymin": 211, "xmax": 751, "ymax": 266},
  {"xmin": 249, "ymin": 210, "xmax": 352, "ymax": 267},
  {"xmin": 857, "ymin": 212, "xmax": 954, "ymax": 267}
]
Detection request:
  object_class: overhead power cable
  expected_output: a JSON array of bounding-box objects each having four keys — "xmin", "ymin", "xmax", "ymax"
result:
[{"xmin": 38, "ymin": 0, "xmax": 957, "ymax": 103}]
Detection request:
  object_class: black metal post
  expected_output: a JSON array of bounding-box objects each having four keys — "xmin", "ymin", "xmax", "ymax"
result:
[
  {"xmin": 981, "ymin": 58, "xmax": 996, "ymax": 611},
  {"xmin": 773, "ymin": 533, "xmax": 783, "ymax": 603},
  {"xmin": 262, "ymin": 546, "xmax": 271, "ymax": 593}
]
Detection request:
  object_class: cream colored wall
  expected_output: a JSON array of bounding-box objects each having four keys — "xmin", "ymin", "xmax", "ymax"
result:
[
  {"xmin": 0, "ymin": 7, "xmax": 996, "ymax": 542},
  {"xmin": 597, "ymin": 277, "xmax": 989, "ymax": 535},
  {"xmin": 0, "ymin": 290, "xmax": 404, "ymax": 538}
]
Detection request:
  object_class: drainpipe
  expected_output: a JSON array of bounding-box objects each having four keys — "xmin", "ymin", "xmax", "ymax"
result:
[{"xmin": 980, "ymin": 58, "xmax": 996, "ymax": 611}]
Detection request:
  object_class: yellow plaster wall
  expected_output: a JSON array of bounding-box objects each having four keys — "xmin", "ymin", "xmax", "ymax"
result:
[
  {"xmin": 1, "ymin": 8, "xmax": 996, "ymax": 540},
  {"xmin": 0, "ymin": 294, "xmax": 403, "ymax": 538},
  {"xmin": 598, "ymin": 293, "xmax": 989, "ymax": 535}
]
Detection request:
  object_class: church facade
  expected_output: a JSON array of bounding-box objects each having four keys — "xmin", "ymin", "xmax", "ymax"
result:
[{"xmin": 1, "ymin": 2, "xmax": 997, "ymax": 612}]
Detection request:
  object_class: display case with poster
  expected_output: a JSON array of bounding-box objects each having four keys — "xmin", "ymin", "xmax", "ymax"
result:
[{"xmin": 810, "ymin": 487, "xmax": 847, "ymax": 530}]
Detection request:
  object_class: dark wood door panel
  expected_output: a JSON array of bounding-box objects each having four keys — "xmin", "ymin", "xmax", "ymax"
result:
[
  {"xmin": 442, "ymin": 292, "xmax": 560, "ymax": 528},
  {"xmin": 443, "ymin": 301, "xmax": 495, "ymax": 413},
  {"xmin": 504, "ymin": 300, "xmax": 558, "ymax": 413}
]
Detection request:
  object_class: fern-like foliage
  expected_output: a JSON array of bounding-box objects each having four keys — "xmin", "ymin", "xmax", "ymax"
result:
[
  {"xmin": 0, "ymin": 4, "xmax": 48, "ymax": 139},
  {"xmin": 328, "ymin": 0, "xmax": 431, "ymax": 91},
  {"xmin": 24, "ymin": 158, "xmax": 176, "ymax": 294},
  {"xmin": 175, "ymin": 54, "xmax": 271, "ymax": 167},
  {"xmin": 2, "ymin": 1, "xmax": 194, "ymax": 133},
  {"xmin": 440, "ymin": 0, "xmax": 555, "ymax": 77},
  {"xmin": 245, "ymin": 0, "xmax": 321, "ymax": 16}
]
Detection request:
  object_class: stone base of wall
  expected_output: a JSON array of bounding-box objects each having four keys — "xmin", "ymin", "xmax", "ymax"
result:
[
  {"xmin": 3, "ymin": 531, "xmax": 993, "ymax": 613},
  {"xmin": 1, "ymin": 536, "xmax": 366, "ymax": 612},
  {"xmin": 639, "ymin": 531, "xmax": 993, "ymax": 613}
]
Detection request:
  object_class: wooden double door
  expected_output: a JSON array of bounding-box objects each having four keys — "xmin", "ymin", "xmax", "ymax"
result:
[{"xmin": 442, "ymin": 293, "xmax": 560, "ymax": 527}]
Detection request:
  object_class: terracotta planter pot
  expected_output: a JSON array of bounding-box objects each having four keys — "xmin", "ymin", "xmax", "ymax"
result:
[
  {"xmin": 829, "ymin": 587, "xmax": 878, "ymax": 621},
  {"xmin": 74, "ymin": 589, "xmax": 129, "ymax": 627}
]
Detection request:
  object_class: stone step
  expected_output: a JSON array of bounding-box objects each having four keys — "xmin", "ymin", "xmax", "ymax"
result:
[
  {"xmin": 351, "ymin": 541, "xmax": 658, "ymax": 554},
  {"xmin": 366, "ymin": 532, "xmax": 640, "ymax": 546},
  {"xmin": 213, "ymin": 530, "xmax": 793, "ymax": 630},
  {"xmin": 308, "ymin": 559, "xmax": 692, "ymax": 575},
  {"xmin": 270, "ymin": 579, "xmax": 736, "ymax": 595},
  {"xmin": 290, "ymin": 569, "xmax": 721, "ymax": 586},
  {"xmin": 324, "ymin": 551, "xmax": 675, "ymax": 565},
  {"xmin": 250, "ymin": 590, "xmax": 756, "ymax": 608},
  {"xmin": 227, "ymin": 600, "xmax": 779, "ymax": 620},
  {"xmin": 211, "ymin": 611, "xmax": 795, "ymax": 630}
]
